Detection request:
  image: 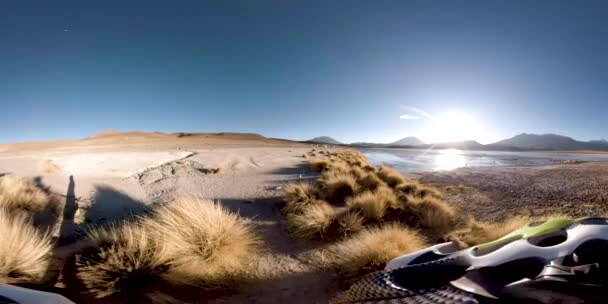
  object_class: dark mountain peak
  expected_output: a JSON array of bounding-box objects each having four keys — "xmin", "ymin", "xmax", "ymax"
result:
[
  {"xmin": 491, "ymin": 133, "xmax": 586, "ymax": 150},
  {"xmin": 308, "ymin": 136, "xmax": 342, "ymax": 145},
  {"xmin": 390, "ymin": 136, "xmax": 425, "ymax": 146}
]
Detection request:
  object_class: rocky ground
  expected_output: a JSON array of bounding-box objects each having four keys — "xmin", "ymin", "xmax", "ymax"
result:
[{"xmin": 417, "ymin": 161, "xmax": 608, "ymax": 221}]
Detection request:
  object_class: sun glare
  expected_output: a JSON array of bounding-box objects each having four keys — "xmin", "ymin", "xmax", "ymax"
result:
[
  {"xmin": 434, "ymin": 148, "xmax": 466, "ymax": 171},
  {"xmin": 423, "ymin": 111, "xmax": 481, "ymax": 143}
]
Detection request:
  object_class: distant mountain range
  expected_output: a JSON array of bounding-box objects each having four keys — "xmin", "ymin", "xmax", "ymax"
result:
[
  {"xmin": 309, "ymin": 133, "xmax": 608, "ymax": 151},
  {"xmin": 390, "ymin": 137, "xmax": 426, "ymax": 146},
  {"xmin": 307, "ymin": 136, "xmax": 343, "ymax": 145},
  {"xmin": 351, "ymin": 136, "xmax": 426, "ymax": 148},
  {"xmin": 488, "ymin": 133, "xmax": 608, "ymax": 151}
]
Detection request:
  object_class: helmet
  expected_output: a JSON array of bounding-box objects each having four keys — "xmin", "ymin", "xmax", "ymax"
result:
[{"xmin": 332, "ymin": 217, "xmax": 608, "ymax": 303}]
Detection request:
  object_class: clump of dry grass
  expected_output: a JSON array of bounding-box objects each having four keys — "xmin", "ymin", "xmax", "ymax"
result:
[
  {"xmin": 151, "ymin": 198, "xmax": 262, "ymax": 279},
  {"xmin": 76, "ymin": 223, "xmax": 173, "ymax": 300},
  {"xmin": 397, "ymin": 181, "xmax": 444, "ymax": 200},
  {"xmin": 405, "ymin": 195, "xmax": 456, "ymax": 236},
  {"xmin": 285, "ymin": 150, "xmax": 459, "ymax": 243},
  {"xmin": 358, "ymin": 173, "xmax": 385, "ymax": 192},
  {"xmin": 336, "ymin": 211, "xmax": 365, "ymax": 236},
  {"xmin": 0, "ymin": 210, "xmax": 52, "ymax": 284},
  {"xmin": 76, "ymin": 198, "xmax": 262, "ymax": 301},
  {"xmin": 39, "ymin": 159, "xmax": 60, "ymax": 174},
  {"xmin": 0, "ymin": 175, "xmax": 54, "ymax": 218},
  {"xmin": 309, "ymin": 159, "xmax": 331, "ymax": 172},
  {"xmin": 323, "ymin": 224, "xmax": 426, "ymax": 277},
  {"xmin": 287, "ymin": 201, "xmax": 337, "ymax": 240},
  {"xmin": 376, "ymin": 165, "xmax": 408, "ymax": 187},
  {"xmin": 318, "ymin": 172, "xmax": 359, "ymax": 205},
  {"xmin": 346, "ymin": 187, "xmax": 397, "ymax": 223},
  {"xmin": 283, "ymin": 183, "xmax": 318, "ymax": 215}
]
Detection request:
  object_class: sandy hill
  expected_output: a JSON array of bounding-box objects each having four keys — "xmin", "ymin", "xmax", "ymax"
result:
[{"xmin": 0, "ymin": 131, "xmax": 303, "ymax": 152}]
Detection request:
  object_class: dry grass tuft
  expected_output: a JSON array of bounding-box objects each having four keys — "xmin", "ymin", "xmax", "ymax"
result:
[
  {"xmin": 0, "ymin": 210, "xmax": 52, "ymax": 284},
  {"xmin": 287, "ymin": 201, "xmax": 337, "ymax": 240},
  {"xmin": 358, "ymin": 173, "xmax": 385, "ymax": 192},
  {"xmin": 39, "ymin": 159, "xmax": 60, "ymax": 174},
  {"xmin": 336, "ymin": 211, "xmax": 365, "ymax": 236},
  {"xmin": 324, "ymin": 224, "xmax": 426, "ymax": 277},
  {"xmin": 283, "ymin": 183, "xmax": 318, "ymax": 215},
  {"xmin": 376, "ymin": 165, "xmax": 408, "ymax": 187},
  {"xmin": 397, "ymin": 181, "xmax": 444, "ymax": 200},
  {"xmin": 0, "ymin": 175, "xmax": 57, "ymax": 220},
  {"xmin": 346, "ymin": 187, "xmax": 397, "ymax": 223},
  {"xmin": 76, "ymin": 198, "xmax": 262, "ymax": 301},
  {"xmin": 151, "ymin": 198, "xmax": 262, "ymax": 278},
  {"xmin": 309, "ymin": 159, "xmax": 331, "ymax": 172},
  {"xmin": 76, "ymin": 223, "xmax": 173, "ymax": 299},
  {"xmin": 318, "ymin": 172, "xmax": 359, "ymax": 205},
  {"xmin": 407, "ymin": 195, "xmax": 456, "ymax": 236},
  {"xmin": 0, "ymin": 176, "xmax": 50, "ymax": 215}
]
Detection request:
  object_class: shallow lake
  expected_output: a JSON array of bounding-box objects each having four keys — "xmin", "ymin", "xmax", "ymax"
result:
[{"xmin": 360, "ymin": 148, "xmax": 608, "ymax": 173}]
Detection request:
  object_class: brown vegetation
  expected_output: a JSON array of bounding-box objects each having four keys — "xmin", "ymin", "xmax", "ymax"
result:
[
  {"xmin": 376, "ymin": 165, "xmax": 408, "ymax": 187},
  {"xmin": 76, "ymin": 198, "xmax": 261, "ymax": 302},
  {"xmin": 323, "ymin": 224, "xmax": 426, "ymax": 277},
  {"xmin": 0, "ymin": 175, "xmax": 57, "ymax": 218},
  {"xmin": 0, "ymin": 210, "xmax": 52, "ymax": 284},
  {"xmin": 283, "ymin": 149, "xmax": 463, "ymax": 277}
]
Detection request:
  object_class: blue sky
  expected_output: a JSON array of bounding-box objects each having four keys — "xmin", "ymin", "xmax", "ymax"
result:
[{"xmin": 1, "ymin": 1, "xmax": 607, "ymax": 144}]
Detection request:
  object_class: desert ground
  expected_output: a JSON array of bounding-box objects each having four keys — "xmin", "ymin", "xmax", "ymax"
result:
[
  {"xmin": 417, "ymin": 161, "xmax": 608, "ymax": 221},
  {"xmin": 2, "ymin": 131, "xmax": 608, "ymax": 303}
]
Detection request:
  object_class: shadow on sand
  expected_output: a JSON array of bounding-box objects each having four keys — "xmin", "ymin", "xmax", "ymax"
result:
[
  {"xmin": 37, "ymin": 177, "xmax": 151, "ymax": 296},
  {"xmin": 83, "ymin": 185, "xmax": 151, "ymax": 229}
]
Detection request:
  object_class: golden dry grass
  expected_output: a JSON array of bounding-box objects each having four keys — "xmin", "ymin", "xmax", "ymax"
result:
[
  {"xmin": 76, "ymin": 198, "xmax": 262, "ymax": 301},
  {"xmin": 285, "ymin": 149, "xmax": 459, "ymax": 245},
  {"xmin": 357, "ymin": 173, "xmax": 385, "ymax": 192},
  {"xmin": 376, "ymin": 165, "xmax": 408, "ymax": 187},
  {"xmin": 287, "ymin": 201, "xmax": 336, "ymax": 240},
  {"xmin": 335, "ymin": 211, "xmax": 365, "ymax": 236},
  {"xmin": 397, "ymin": 181, "xmax": 444, "ymax": 200},
  {"xmin": 346, "ymin": 187, "xmax": 397, "ymax": 222},
  {"xmin": 0, "ymin": 175, "xmax": 54, "ymax": 218},
  {"xmin": 0, "ymin": 210, "xmax": 52, "ymax": 284},
  {"xmin": 318, "ymin": 172, "xmax": 359, "ymax": 205},
  {"xmin": 150, "ymin": 198, "xmax": 262, "ymax": 279},
  {"xmin": 283, "ymin": 183, "xmax": 318, "ymax": 215},
  {"xmin": 76, "ymin": 222, "xmax": 174, "ymax": 300},
  {"xmin": 323, "ymin": 224, "xmax": 426, "ymax": 277},
  {"xmin": 406, "ymin": 195, "xmax": 456, "ymax": 236},
  {"xmin": 309, "ymin": 159, "xmax": 331, "ymax": 172}
]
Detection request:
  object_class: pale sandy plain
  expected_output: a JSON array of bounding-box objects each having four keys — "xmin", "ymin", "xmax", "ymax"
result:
[
  {"xmin": 0, "ymin": 131, "xmax": 340, "ymax": 303},
  {"xmin": 3, "ymin": 131, "xmax": 608, "ymax": 303}
]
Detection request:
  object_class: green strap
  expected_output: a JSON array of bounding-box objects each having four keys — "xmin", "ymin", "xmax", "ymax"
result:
[{"xmin": 474, "ymin": 218, "xmax": 576, "ymax": 251}]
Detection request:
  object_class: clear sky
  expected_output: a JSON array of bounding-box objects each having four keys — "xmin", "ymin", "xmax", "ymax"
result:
[{"xmin": 1, "ymin": 1, "xmax": 607, "ymax": 144}]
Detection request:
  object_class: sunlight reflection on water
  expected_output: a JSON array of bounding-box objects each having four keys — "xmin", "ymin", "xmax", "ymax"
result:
[
  {"xmin": 434, "ymin": 149, "xmax": 466, "ymax": 171},
  {"xmin": 361, "ymin": 148, "xmax": 608, "ymax": 173}
]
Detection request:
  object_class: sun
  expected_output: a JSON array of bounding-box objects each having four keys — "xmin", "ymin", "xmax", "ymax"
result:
[{"xmin": 423, "ymin": 111, "xmax": 481, "ymax": 143}]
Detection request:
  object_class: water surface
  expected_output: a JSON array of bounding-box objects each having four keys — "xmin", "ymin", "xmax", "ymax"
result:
[{"xmin": 360, "ymin": 148, "xmax": 608, "ymax": 173}]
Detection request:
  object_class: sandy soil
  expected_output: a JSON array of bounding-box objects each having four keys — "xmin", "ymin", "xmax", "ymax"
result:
[
  {"xmin": 4, "ymin": 132, "xmax": 608, "ymax": 302},
  {"xmin": 0, "ymin": 132, "xmax": 342, "ymax": 303}
]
